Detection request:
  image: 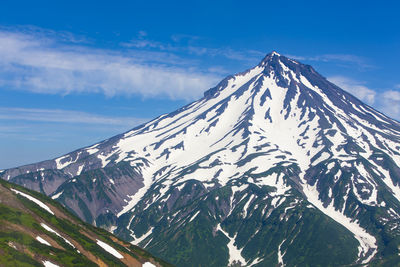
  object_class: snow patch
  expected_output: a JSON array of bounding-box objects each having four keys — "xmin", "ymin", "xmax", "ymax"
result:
[
  {"xmin": 76, "ymin": 165, "xmax": 84, "ymax": 176},
  {"xmin": 51, "ymin": 191, "xmax": 63, "ymax": 200},
  {"xmin": 41, "ymin": 223, "xmax": 75, "ymax": 248},
  {"xmin": 97, "ymin": 153, "xmax": 111, "ymax": 168},
  {"xmin": 109, "ymin": 225, "xmax": 117, "ymax": 233},
  {"xmin": 142, "ymin": 262, "xmax": 156, "ymax": 267},
  {"xmin": 327, "ymin": 162, "xmax": 335, "ymax": 171},
  {"xmin": 36, "ymin": 236, "xmax": 51, "ymax": 246},
  {"xmin": 312, "ymin": 152, "xmax": 331, "ymax": 166},
  {"xmin": 300, "ymin": 183, "xmax": 377, "ymax": 263},
  {"xmin": 375, "ymin": 165, "xmax": 400, "ymax": 203},
  {"xmin": 86, "ymin": 144, "xmax": 99, "ymax": 155},
  {"xmin": 42, "ymin": 261, "xmax": 59, "ymax": 267},
  {"xmin": 96, "ymin": 239, "xmax": 124, "ymax": 259},
  {"xmin": 242, "ymin": 195, "xmax": 255, "ymax": 218},
  {"xmin": 11, "ymin": 189, "xmax": 54, "ymax": 215},
  {"xmin": 131, "ymin": 227, "xmax": 154, "ymax": 246},
  {"xmin": 217, "ymin": 224, "xmax": 246, "ymax": 266},
  {"xmin": 189, "ymin": 210, "xmax": 201, "ymax": 222},
  {"xmin": 277, "ymin": 239, "xmax": 286, "ymax": 266}
]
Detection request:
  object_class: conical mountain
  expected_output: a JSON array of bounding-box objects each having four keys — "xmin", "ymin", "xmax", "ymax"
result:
[{"xmin": 2, "ymin": 52, "xmax": 400, "ymax": 266}]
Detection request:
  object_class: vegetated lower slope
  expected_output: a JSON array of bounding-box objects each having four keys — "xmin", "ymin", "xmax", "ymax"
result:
[
  {"xmin": 3, "ymin": 52, "xmax": 400, "ymax": 266},
  {"xmin": 0, "ymin": 178, "xmax": 172, "ymax": 267}
]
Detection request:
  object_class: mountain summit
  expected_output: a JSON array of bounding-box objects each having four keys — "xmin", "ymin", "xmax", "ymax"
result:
[{"xmin": 3, "ymin": 52, "xmax": 400, "ymax": 266}]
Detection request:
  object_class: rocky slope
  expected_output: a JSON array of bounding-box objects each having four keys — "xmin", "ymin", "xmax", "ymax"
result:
[{"xmin": 2, "ymin": 52, "xmax": 400, "ymax": 266}]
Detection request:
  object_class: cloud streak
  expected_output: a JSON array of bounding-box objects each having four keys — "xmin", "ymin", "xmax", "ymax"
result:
[
  {"xmin": 328, "ymin": 76, "xmax": 376, "ymax": 104},
  {"xmin": 328, "ymin": 76, "xmax": 400, "ymax": 121},
  {"xmin": 0, "ymin": 29, "xmax": 221, "ymax": 100},
  {"xmin": 287, "ymin": 53, "xmax": 373, "ymax": 69},
  {"xmin": 121, "ymin": 33, "xmax": 265, "ymax": 64},
  {"xmin": 380, "ymin": 90, "xmax": 400, "ymax": 120},
  {"xmin": 0, "ymin": 107, "xmax": 148, "ymax": 126}
]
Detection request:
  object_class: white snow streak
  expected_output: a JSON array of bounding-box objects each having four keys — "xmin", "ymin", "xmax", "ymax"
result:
[
  {"xmin": 131, "ymin": 227, "xmax": 154, "ymax": 246},
  {"xmin": 301, "ymin": 183, "xmax": 377, "ymax": 263},
  {"xmin": 11, "ymin": 189, "xmax": 54, "ymax": 215},
  {"xmin": 217, "ymin": 224, "xmax": 246, "ymax": 266},
  {"xmin": 375, "ymin": 165, "xmax": 400, "ymax": 203},
  {"xmin": 96, "ymin": 239, "xmax": 124, "ymax": 259},
  {"xmin": 189, "ymin": 210, "xmax": 201, "ymax": 222},
  {"xmin": 51, "ymin": 191, "xmax": 63, "ymax": 200},
  {"xmin": 277, "ymin": 239, "xmax": 286, "ymax": 266},
  {"xmin": 42, "ymin": 261, "xmax": 59, "ymax": 267},
  {"xmin": 40, "ymin": 223, "xmax": 75, "ymax": 248},
  {"xmin": 36, "ymin": 236, "xmax": 51, "ymax": 246}
]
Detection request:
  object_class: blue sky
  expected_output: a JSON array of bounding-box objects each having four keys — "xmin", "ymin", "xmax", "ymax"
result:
[{"xmin": 0, "ymin": 0, "xmax": 399, "ymax": 169}]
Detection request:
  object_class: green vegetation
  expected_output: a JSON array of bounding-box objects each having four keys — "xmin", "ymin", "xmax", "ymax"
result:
[
  {"xmin": 124, "ymin": 175, "xmax": 362, "ymax": 266},
  {"xmin": 0, "ymin": 178, "xmax": 173, "ymax": 267}
]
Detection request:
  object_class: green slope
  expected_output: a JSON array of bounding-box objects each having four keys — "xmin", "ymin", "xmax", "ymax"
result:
[{"xmin": 0, "ymin": 179, "xmax": 173, "ymax": 267}]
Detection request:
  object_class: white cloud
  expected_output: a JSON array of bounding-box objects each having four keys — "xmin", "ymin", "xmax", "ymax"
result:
[
  {"xmin": 0, "ymin": 29, "xmax": 221, "ymax": 100},
  {"xmin": 379, "ymin": 90, "xmax": 400, "ymax": 119},
  {"xmin": 0, "ymin": 107, "xmax": 148, "ymax": 126},
  {"xmin": 316, "ymin": 54, "xmax": 365, "ymax": 64},
  {"xmin": 207, "ymin": 66, "xmax": 229, "ymax": 74},
  {"xmin": 327, "ymin": 76, "xmax": 400, "ymax": 120},
  {"xmin": 383, "ymin": 90, "xmax": 400, "ymax": 101},
  {"xmin": 328, "ymin": 76, "xmax": 376, "ymax": 104}
]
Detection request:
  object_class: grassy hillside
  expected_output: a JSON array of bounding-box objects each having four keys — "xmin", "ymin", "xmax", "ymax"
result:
[{"xmin": 0, "ymin": 179, "xmax": 173, "ymax": 267}]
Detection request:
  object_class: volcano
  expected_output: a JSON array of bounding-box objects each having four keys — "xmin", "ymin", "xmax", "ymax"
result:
[{"xmin": 3, "ymin": 51, "xmax": 400, "ymax": 266}]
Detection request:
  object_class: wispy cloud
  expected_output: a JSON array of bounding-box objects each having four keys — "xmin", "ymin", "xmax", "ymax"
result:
[
  {"xmin": 0, "ymin": 107, "xmax": 148, "ymax": 126},
  {"xmin": 0, "ymin": 28, "xmax": 222, "ymax": 100},
  {"xmin": 121, "ymin": 32, "xmax": 265, "ymax": 64},
  {"xmin": 383, "ymin": 90, "xmax": 400, "ymax": 101},
  {"xmin": 122, "ymin": 38, "xmax": 167, "ymax": 50},
  {"xmin": 0, "ymin": 25, "xmax": 91, "ymax": 44},
  {"xmin": 170, "ymin": 34, "xmax": 201, "ymax": 43},
  {"xmin": 286, "ymin": 53, "xmax": 373, "ymax": 69},
  {"xmin": 185, "ymin": 46, "xmax": 264, "ymax": 62},
  {"xmin": 328, "ymin": 76, "xmax": 400, "ymax": 120},
  {"xmin": 328, "ymin": 76, "xmax": 376, "ymax": 104},
  {"xmin": 380, "ymin": 90, "xmax": 400, "ymax": 119}
]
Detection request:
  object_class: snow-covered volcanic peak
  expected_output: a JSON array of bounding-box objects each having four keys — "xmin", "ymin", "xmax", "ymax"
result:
[
  {"xmin": 59, "ymin": 52, "xmax": 397, "ymax": 258},
  {"xmin": 107, "ymin": 50, "xmax": 400, "ymax": 194},
  {"xmin": 109, "ymin": 51, "xmax": 400, "ymax": 262},
  {"xmin": 4, "ymin": 51, "xmax": 400, "ymax": 264}
]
